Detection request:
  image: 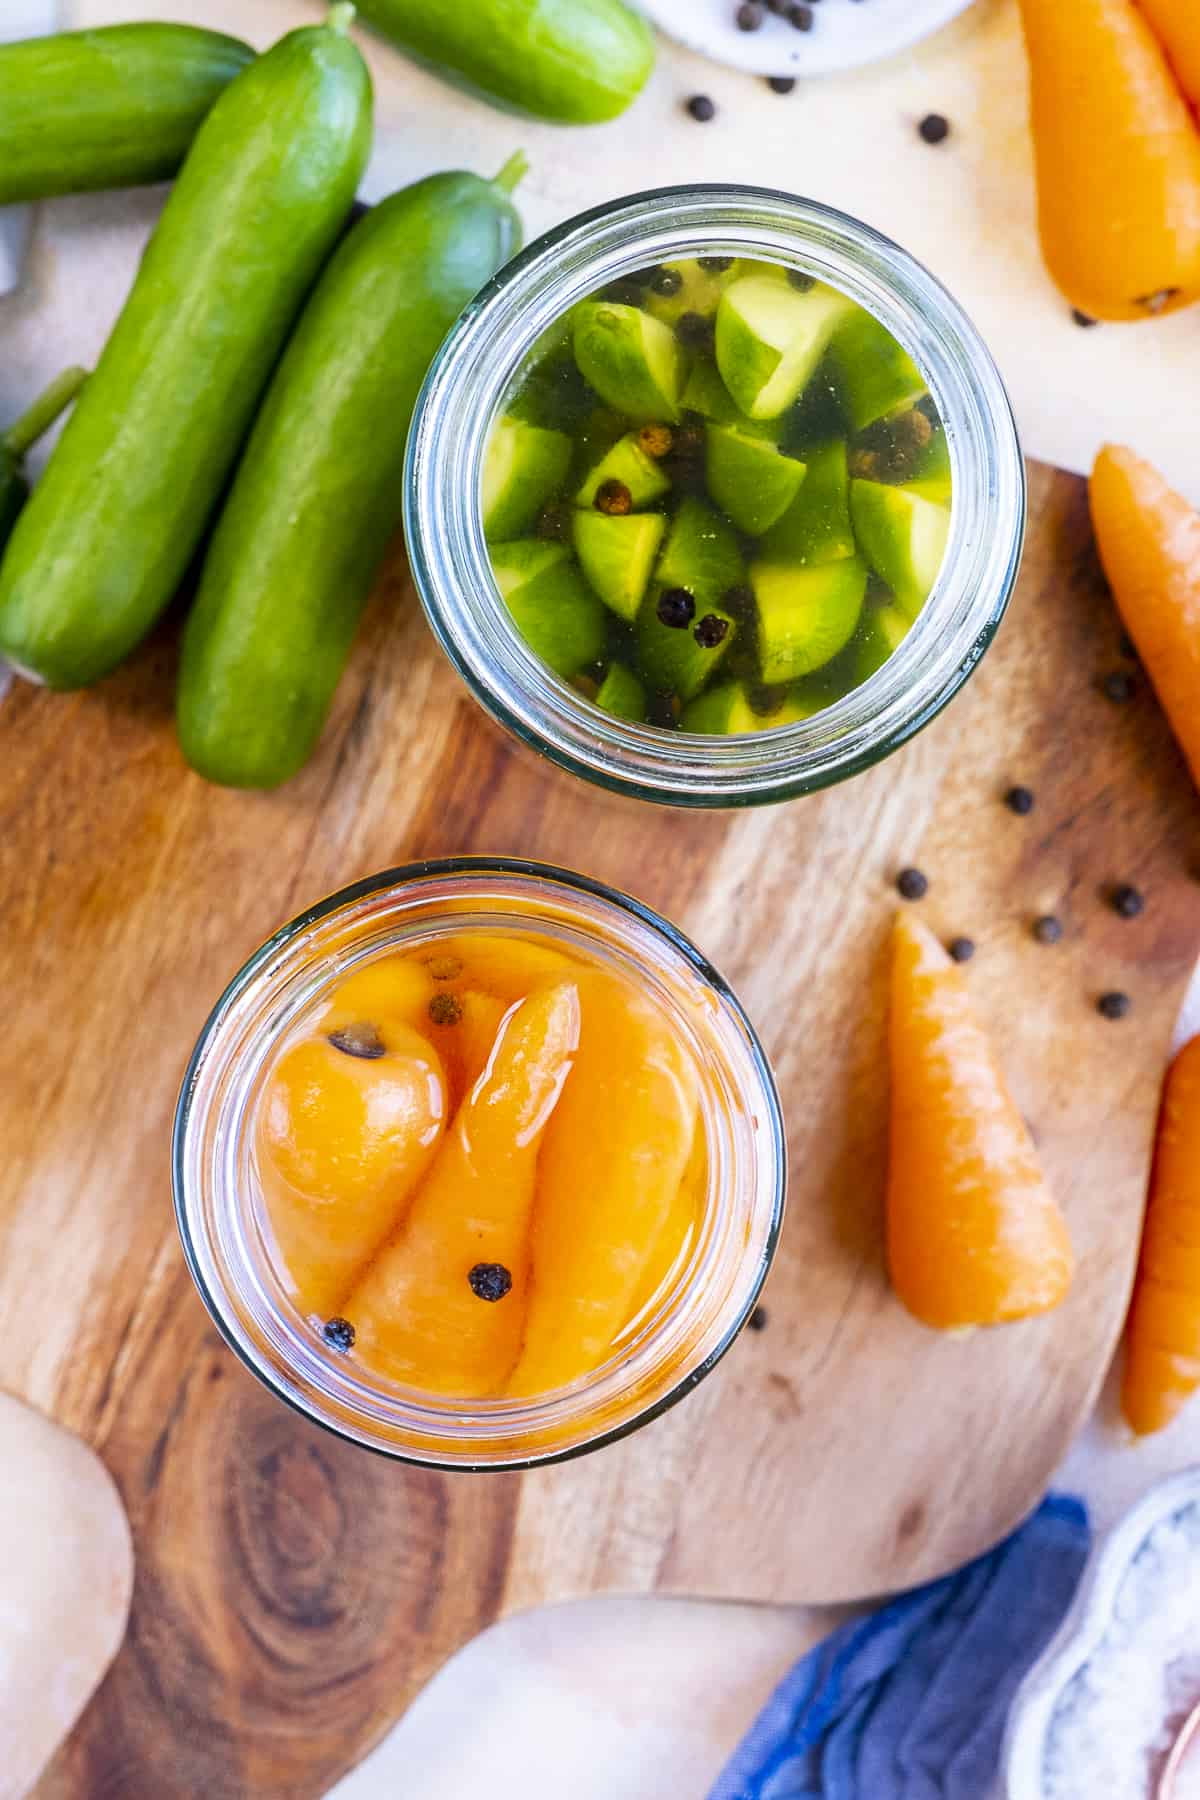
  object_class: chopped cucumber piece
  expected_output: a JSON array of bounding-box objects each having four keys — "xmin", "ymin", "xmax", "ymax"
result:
[
  {"xmin": 854, "ymin": 602, "xmax": 911, "ymax": 686},
  {"xmin": 490, "ymin": 540, "xmax": 606, "ymax": 678},
  {"xmin": 642, "ymin": 258, "xmax": 746, "ymax": 326},
  {"xmin": 637, "ymin": 592, "xmax": 738, "ymax": 700},
  {"xmin": 654, "ymin": 495, "xmax": 744, "ymax": 611},
  {"xmin": 705, "ymin": 425, "xmax": 806, "ymax": 537},
  {"xmin": 751, "ymin": 555, "xmax": 868, "ymax": 683},
  {"xmin": 575, "ymin": 433, "xmax": 671, "ymax": 509},
  {"xmin": 681, "ymin": 359, "xmax": 742, "ymax": 424},
  {"xmin": 573, "ymin": 510, "xmax": 666, "ymax": 621},
  {"xmin": 761, "ymin": 438, "xmax": 855, "ymax": 565},
  {"xmin": 850, "ymin": 480, "xmax": 950, "ymax": 621},
  {"xmin": 482, "ymin": 417, "xmax": 571, "ymax": 540},
  {"xmin": 573, "ymin": 302, "xmax": 685, "ymax": 423},
  {"xmin": 682, "ymin": 680, "xmax": 821, "ymax": 734},
  {"xmin": 715, "ymin": 276, "xmax": 855, "ymax": 421},
  {"xmin": 827, "ymin": 305, "xmax": 926, "ymax": 432},
  {"xmin": 595, "ymin": 662, "xmax": 647, "ymax": 721}
]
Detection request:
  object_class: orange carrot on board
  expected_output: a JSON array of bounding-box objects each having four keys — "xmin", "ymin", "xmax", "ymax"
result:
[
  {"xmin": 886, "ymin": 914, "xmax": 1074, "ymax": 1331},
  {"xmin": 1089, "ymin": 443, "xmax": 1200, "ymax": 791},
  {"xmin": 1017, "ymin": 0, "xmax": 1200, "ymax": 319},
  {"xmin": 1138, "ymin": 0, "xmax": 1200, "ymax": 111},
  {"xmin": 1122, "ymin": 1036, "xmax": 1200, "ymax": 1435}
]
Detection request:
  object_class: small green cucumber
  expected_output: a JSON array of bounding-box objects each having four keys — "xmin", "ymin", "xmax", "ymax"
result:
[
  {"xmin": 353, "ymin": 0, "xmax": 654, "ymax": 123},
  {"xmin": 0, "ymin": 368, "xmax": 88, "ymax": 550},
  {"xmin": 0, "ymin": 24, "xmax": 254, "ymax": 205},
  {"xmin": 177, "ymin": 157, "xmax": 526, "ymax": 788},
  {"xmin": 0, "ymin": 7, "xmax": 372, "ymax": 691}
]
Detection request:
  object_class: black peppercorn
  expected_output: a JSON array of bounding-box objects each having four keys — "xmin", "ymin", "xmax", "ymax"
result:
[
  {"xmin": 327, "ymin": 1023, "xmax": 386, "ymax": 1060},
  {"xmin": 675, "ymin": 311, "xmax": 715, "ymax": 352},
  {"xmin": 595, "ymin": 478, "xmax": 633, "ymax": 516},
  {"xmin": 918, "ymin": 113, "xmax": 951, "ymax": 145},
  {"xmin": 1097, "ymin": 991, "xmax": 1131, "ymax": 1020},
  {"xmin": 736, "ymin": 1, "xmax": 764, "ymax": 28},
  {"xmin": 747, "ymin": 1305, "xmax": 769, "ymax": 1332},
  {"xmin": 1004, "ymin": 785, "xmax": 1035, "ymax": 815},
  {"xmin": 1032, "ymin": 914, "xmax": 1063, "ymax": 945},
  {"xmin": 896, "ymin": 867, "xmax": 929, "ymax": 901},
  {"xmin": 323, "ymin": 1317, "xmax": 356, "ymax": 1353},
  {"xmin": 428, "ymin": 992, "xmax": 463, "ymax": 1026},
  {"xmin": 1071, "ymin": 308, "xmax": 1098, "ymax": 328},
  {"xmin": 650, "ymin": 266, "xmax": 684, "ymax": 297},
  {"xmin": 948, "ymin": 937, "xmax": 976, "ymax": 963},
  {"xmin": 767, "ymin": 76, "xmax": 796, "ymax": 94},
  {"xmin": 1111, "ymin": 883, "xmax": 1145, "ymax": 919},
  {"xmin": 468, "ymin": 1262, "xmax": 514, "ymax": 1302},
  {"xmin": 687, "ymin": 95, "xmax": 717, "ymax": 122},
  {"xmin": 699, "ymin": 255, "xmax": 735, "ymax": 272},
  {"xmin": 788, "ymin": 3, "xmax": 814, "ymax": 28},
  {"xmin": 694, "ymin": 614, "xmax": 730, "ymax": 648},
  {"xmin": 657, "ymin": 587, "xmax": 696, "ymax": 629},
  {"xmin": 1101, "ymin": 669, "xmax": 1137, "ymax": 702}
]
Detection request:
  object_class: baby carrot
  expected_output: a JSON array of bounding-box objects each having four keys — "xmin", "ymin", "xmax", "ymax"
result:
[
  {"xmin": 345, "ymin": 982, "xmax": 579, "ymax": 1395},
  {"xmin": 1090, "ymin": 443, "xmax": 1200, "ymax": 792},
  {"xmin": 1122, "ymin": 1037, "xmax": 1200, "ymax": 1434},
  {"xmin": 1017, "ymin": 0, "xmax": 1200, "ymax": 319}
]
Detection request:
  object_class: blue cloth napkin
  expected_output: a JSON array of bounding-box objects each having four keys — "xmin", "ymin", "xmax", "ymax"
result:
[{"xmin": 710, "ymin": 1494, "xmax": 1090, "ymax": 1800}]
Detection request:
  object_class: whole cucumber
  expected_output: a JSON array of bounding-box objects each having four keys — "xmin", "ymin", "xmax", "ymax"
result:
[
  {"xmin": 0, "ymin": 25, "xmax": 254, "ymax": 206},
  {"xmin": 353, "ymin": 0, "xmax": 654, "ymax": 124},
  {"xmin": 177, "ymin": 156, "xmax": 527, "ymax": 789},
  {"xmin": 0, "ymin": 369, "xmax": 88, "ymax": 549},
  {"xmin": 0, "ymin": 5, "xmax": 371, "ymax": 692}
]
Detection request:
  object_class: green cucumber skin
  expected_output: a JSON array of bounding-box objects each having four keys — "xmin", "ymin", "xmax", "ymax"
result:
[
  {"xmin": 354, "ymin": 0, "xmax": 653, "ymax": 123},
  {"xmin": 0, "ymin": 22, "xmax": 372, "ymax": 692},
  {"xmin": 177, "ymin": 172, "xmax": 523, "ymax": 789},
  {"xmin": 0, "ymin": 25, "xmax": 255, "ymax": 206}
]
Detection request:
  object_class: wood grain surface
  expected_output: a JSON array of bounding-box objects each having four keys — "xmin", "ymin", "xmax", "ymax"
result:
[{"xmin": 2, "ymin": 461, "xmax": 1197, "ymax": 1798}]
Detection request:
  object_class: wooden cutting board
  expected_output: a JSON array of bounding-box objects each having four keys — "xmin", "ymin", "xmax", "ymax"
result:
[{"xmin": 2, "ymin": 460, "xmax": 1196, "ymax": 1799}]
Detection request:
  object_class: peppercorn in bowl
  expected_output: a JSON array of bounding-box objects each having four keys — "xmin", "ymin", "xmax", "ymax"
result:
[
  {"xmin": 173, "ymin": 860, "xmax": 784, "ymax": 1468},
  {"xmin": 407, "ymin": 186, "xmax": 1025, "ymax": 806}
]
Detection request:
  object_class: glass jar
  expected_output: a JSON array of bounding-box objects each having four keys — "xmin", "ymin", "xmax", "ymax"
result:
[
  {"xmin": 173, "ymin": 859, "xmax": 785, "ymax": 1469},
  {"xmin": 406, "ymin": 184, "xmax": 1025, "ymax": 807}
]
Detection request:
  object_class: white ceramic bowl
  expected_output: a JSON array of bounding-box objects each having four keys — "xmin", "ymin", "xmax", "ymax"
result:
[
  {"xmin": 634, "ymin": 0, "xmax": 978, "ymax": 79},
  {"xmin": 1004, "ymin": 1468, "xmax": 1200, "ymax": 1799}
]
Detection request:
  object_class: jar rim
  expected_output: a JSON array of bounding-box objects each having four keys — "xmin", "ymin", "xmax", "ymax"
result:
[
  {"xmin": 406, "ymin": 183, "xmax": 1026, "ymax": 807},
  {"xmin": 172, "ymin": 857, "xmax": 787, "ymax": 1470}
]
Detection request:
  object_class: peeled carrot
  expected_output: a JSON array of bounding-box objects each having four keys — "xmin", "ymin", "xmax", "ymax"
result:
[
  {"xmin": 1122, "ymin": 1037, "xmax": 1200, "ymax": 1435},
  {"xmin": 1138, "ymin": 0, "xmax": 1200, "ymax": 110},
  {"xmin": 1017, "ymin": 0, "xmax": 1200, "ymax": 319},
  {"xmin": 1090, "ymin": 443, "xmax": 1200, "ymax": 792}
]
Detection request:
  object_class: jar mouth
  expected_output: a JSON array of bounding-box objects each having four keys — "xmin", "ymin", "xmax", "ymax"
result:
[
  {"xmin": 406, "ymin": 184, "xmax": 1026, "ymax": 807},
  {"xmin": 173, "ymin": 858, "xmax": 786, "ymax": 1470}
]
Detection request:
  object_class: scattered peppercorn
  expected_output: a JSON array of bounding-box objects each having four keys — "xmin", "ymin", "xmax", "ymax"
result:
[
  {"xmin": 428, "ymin": 991, "xmax": 463, "ymax": 1026},
  {"xmin": 327, "ymin": 1023, "xmax": 385, "ymax": 1060},
  {"xmin": 657, "ymin": 587, "xmax": 696, "ymax": 629},
  {"xmin": 1004, "ymin": 785, "xmax": 1035, "ymax": 815},
  {"xmin": 767, "ymin": 76, "xmax": 796, "ymax": 94},
  {"xmin": 789, "ymin": 2, "xmax": 814, "ymax": 28},
  {"xmin": 736, "ymin": 1, "xmax": 764, "ymax": 28},
  {"xmin": 650, "ymin": 266, "xmax": 683, "ymax": 297},
  {"xmin": 918, "ymin": 113, "xmax": 951, "ymax": 145},
  {"xmin": 687, "ymin": 95, "xmax": 716, "ymax": 122},
  {"xmin": 468, "ymin": 1262, "xmax": 513, "ymax": 1303},
  {"xmin": 638, "ymin": 421, "xmax": 675, "ymax": 458},
  {"xmin": 699, "ymin": 255, "xmax": 735, "ymax": 272},
  {"xmin": 1110, "ymin": 883, "xmax": 1145, "ymax": 919},
  {"xmin": 1071, "ymin": 309, "xmax": 1098, "ymax": 329},
  {"xmin": 1101, "ymin": 669, "xmax": 1137, "ymax": 702},
  {"xmin": 647, "ymin": 689, "xmax": 681, "ymax": 730},
  {"xmin": 535, "ymin": 502, "xmax": 570, "ymax": 541},
  {"xmin": 427, "ymin": 954, "xmax": 464, "ymax": 981},
  {"xmin": 1097, "ymin": 991, "xmax": 1131, "ymax": 1020},
  {"xmin": 896, "ymin": 867, "xmax": 929, "ymax": 901},
  {"xmin": 694, "ymin": 614, "xmax": 730, "ymax": 648},
  {"xmin": 948, "ymin": 936, "xmax": 976, "ymax": 963},
  {"xmin": 595, "ymin": 478, "xmax": 633, "ymax": 516},
  {"xmin": 1032, "ymin": 914, "xmax": 1063, "ymax": 945},
  {"xmin": 787, "ymin": 269, "xmax": 815, "ymax": 291},
  {"xmin": 675, "ymin": 311, "xmax": 715, "ymax": 353},
  {"xmin": 323, "ymin": 1317, "xmax": 356, "ymax": 1353},
  {"xmin": 747, "ymin": 1305, "xmax": 769, "ymax": 1332}
]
